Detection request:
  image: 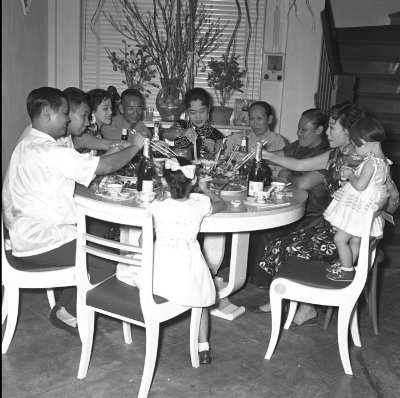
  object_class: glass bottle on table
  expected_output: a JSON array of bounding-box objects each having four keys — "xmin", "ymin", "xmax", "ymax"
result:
[
  {"xmin": 239, "ymin": 131, "xmax": 248, "ymax": 154},
  {"xmin": 153, "ymin": 120, "xmax": 160, "ymax": 141},
  {"xmin": 137, "ymin": 138, "xmax": 155, "ymax": 192},
  {"xmin": 247, "ymin": 141, "xmax": 266, "ymax": 197},
  {"xmin": 121, "ymin": 128, "xmax": 128, "ymax": 141}
]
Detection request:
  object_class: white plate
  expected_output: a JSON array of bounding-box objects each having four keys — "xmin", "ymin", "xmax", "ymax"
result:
[
  {"xmin": 218, "ymin": 184, "xmax": 247, "ymax": 196},
  {"xmin": 116, "ymin": 175, "xmax": 137, "ymax": 184},
  {"xmin": 95, "ymin": 191, "xmax": 136, "ymax": 201},
  {"xmin": 244, "ymin": 197, "xmax": 290, "ymax": 208}
]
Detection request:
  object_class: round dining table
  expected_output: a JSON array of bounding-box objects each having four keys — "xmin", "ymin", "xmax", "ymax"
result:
[{"xmin": 74, "ymin": 183, "xmax": 308, "ymax": 321}]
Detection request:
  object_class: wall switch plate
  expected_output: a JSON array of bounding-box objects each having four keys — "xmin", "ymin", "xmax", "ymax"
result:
[{"xmin": 262, "ymin": 52, "xmax": 285, "ymax": 81}]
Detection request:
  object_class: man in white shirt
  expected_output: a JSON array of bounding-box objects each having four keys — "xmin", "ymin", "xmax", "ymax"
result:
[{"xmin": 2, "ymin": 87, "xmax": 142, "ymax": 336}]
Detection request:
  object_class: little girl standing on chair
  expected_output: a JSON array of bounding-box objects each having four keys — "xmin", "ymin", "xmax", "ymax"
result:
[
  {"xmin": 148, "ymin": 156, "xmax": 226, "ymax": 364},
  {"xmin": 324, "ymin": 116, "xmax": 391, "ymax": 282}
]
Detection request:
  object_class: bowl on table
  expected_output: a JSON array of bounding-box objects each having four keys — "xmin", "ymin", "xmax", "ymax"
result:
[
  {"xmin": 106, "ymin": 183, "xmax": 123, "ymax": 197},
  {"xmin": 273, "ymin": 191, "xmax": 285, "ymax": 200},
  {"xmin": 271, "ymin": 181, "xmax": 286, "ymax": 192}
]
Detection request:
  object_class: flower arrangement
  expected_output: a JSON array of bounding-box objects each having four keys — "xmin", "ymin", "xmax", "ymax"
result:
[
  {"xmin": 207, "ymin": 54, "xmax": 247, "ymax": 108},
  {"xmin": 105, "ymin": 40, "xmax": 159, "ymax": 96}
]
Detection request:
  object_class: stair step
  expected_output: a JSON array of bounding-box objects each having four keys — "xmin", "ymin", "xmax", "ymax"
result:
[
  {"xmin": 339, "ymin": 42, "xmax": 400, "ymax": 59},
  {"xmin": 341, "ymin": 59, "xmax": 399, "ymax": 76},
  {"xmin": 357, "ymin": 96, "xmax": 400, "ymax": 114},
  {"xmin": 336, "ymin": 26, "xmax": 400, "ymax": 43},
  {"xmin": 357, "ymin": 92, "xmax": 400, "ymax": 101},
  {"xmin": 357, "ymin": 77, "xmax": 400, "ymax": 95}
]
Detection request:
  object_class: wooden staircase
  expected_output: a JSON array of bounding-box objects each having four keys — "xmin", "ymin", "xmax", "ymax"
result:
[
  {"xmin": 335, "ymin": 24, "xmax": 400, "ymax": 252},
  {"xmin": 335, "ymin": 24, "xmax": 400, "ymax": 188}
]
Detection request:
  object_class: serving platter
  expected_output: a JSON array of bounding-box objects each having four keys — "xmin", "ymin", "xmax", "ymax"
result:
[
  {"xmin": 210, "ymin": 182, "xmax": 247, "ymax": 196},
  {"xmin": 95, "ymin": 191, "xmax": 136, "ymax": 202},
  {"xmin": 244, "ymin": 196, "xmax": 290, "ymax": 208}
]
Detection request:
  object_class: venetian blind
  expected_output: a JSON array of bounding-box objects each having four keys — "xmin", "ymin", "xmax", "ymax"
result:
[{"xmin": 82, "ymin": 0, "xmax": 266, "ymax": 113}]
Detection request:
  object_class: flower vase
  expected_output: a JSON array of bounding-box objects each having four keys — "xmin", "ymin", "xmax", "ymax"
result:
[
  {"xmin": 210, "ymin": 106, "xmax": 234, "ymax": 125},
  {"xmin": 156, "ymin": 79, "xmax": 185, "ymax": 121}
]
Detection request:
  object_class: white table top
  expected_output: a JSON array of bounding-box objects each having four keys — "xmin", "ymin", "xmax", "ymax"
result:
[{"xmin": 74, "ymin": 185, "xmax": 308, "ymax": 234}]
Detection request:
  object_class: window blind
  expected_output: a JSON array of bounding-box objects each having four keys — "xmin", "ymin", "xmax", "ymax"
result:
[{"xmin": 82, "ymin": 0, "xmax": 266, "ymax": 112}]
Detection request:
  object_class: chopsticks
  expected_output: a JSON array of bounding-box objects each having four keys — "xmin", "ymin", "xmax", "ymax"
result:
[
  {"xmin": 193, "ymin": 132, "xmax": 198, "ymax": 162},
  {"xmin": 150, "ymin": 140, "xmax": 177, "ymax": 158},
  {"xmin": 232, "ymin": 140, "xmax": 268, "ymax": 172},
  {"xmin": 214, "ymin": 137, "xmax": 227, "ymax": 162}
]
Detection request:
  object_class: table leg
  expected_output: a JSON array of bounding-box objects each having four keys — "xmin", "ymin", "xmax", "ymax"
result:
[{"xmin": 203, "ymin": 232, "xmax": 249, "ymax": 320}]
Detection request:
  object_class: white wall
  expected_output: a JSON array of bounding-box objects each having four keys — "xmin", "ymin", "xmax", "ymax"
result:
[
  {"xmin": 281, "ymin": 0, "xmax": 325, "ymax": 141},
  {"xmin": 48, "ymin": 0, "xmax": 81, "ymax": 88},
  {"xmin": 2, "ymin": 0, "xmax": 48, "ymax": 180},
  {"xmin": 260, "ymin": 0, "xmax": 325, "ymax": 142}
]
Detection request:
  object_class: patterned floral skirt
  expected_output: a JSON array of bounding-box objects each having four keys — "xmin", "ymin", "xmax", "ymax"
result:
[{"xmin": 259, "ymin": 218, "xmax": 338, "ymax": 287}]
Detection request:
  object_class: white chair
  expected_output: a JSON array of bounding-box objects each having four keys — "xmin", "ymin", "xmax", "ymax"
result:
[
  {"xmin": 265, "ymin": 211, "xmax": 376, "ymax": 375},
  {"xmin": 1, "ymin": 217, "xmax": 76, "ymax": 354},
  {"xmin": 323, "ymin": 241, "xmax": 384, "ymax": 335},
  {"xmin": 74, "ymin": 196, "xmax": 201, "ymax": 398}
]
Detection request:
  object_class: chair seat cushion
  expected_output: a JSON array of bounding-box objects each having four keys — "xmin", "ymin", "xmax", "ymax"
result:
[
  {"xmin": 274, "ymin": 257, "xmax": 352, "ymax": 289},
  {"xmin": 5, "ymin": 250, "xmax": 73, "ymax": 272},
  {"xmin": 86, "ymin": 275, "xmax": 167, "ymax": 321}
]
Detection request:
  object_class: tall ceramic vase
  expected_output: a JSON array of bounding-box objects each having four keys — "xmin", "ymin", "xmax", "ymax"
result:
[{"xmin": 156, "ymin": 78, "xmax": 185, "ymax": 121}]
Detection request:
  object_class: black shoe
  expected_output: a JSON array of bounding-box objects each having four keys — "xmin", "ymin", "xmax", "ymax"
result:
[
  {"xmin": 199, "ymin": 350, "xmax": 213, "ymax": 365},
  {"xmin": 49, "ymin": 305, "xmax": 79, "ymax": 336}
]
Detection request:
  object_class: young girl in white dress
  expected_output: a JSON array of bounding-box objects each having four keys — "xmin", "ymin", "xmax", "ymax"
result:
[
  {"xmin": 324, "ymin": 116, "xmax": 391, "ymax": 281},
  {"xmin": 148, "ymin": 156, "xmax": 226, "ymax": 364}
]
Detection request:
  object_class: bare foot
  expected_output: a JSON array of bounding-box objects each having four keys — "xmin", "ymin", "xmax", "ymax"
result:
[
  {"xmin": 258, "ymin": 303, "xmax": 271, "ymax": 312},
  {"xmin": 293, "ymin": 303, "xmax": 317, "ymax": 325}
]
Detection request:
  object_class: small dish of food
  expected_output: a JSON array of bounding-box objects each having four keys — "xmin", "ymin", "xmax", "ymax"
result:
[
  {"xmin": 230, "ymin": 200, "xmax": 243, "ymax": 208},
  {"xmin": 137, "ymin": 191, "xmax": 156, "ymax": 204},
  {"xmin": 273, "ymin": 191, "xmax": 285, "ymax": 200},
  {"xmin": 106, "ymin": 183, "xmax": 123, "ymax": 197},
  {"xmin": 270, "ymin": 181, "xmax": 286, "ymax": 192},
  {"xmin": 211, "ymin": 183, "xmax": 247, "ymax": 196}
]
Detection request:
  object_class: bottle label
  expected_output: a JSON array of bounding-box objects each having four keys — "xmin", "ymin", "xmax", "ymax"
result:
[
  {"xmin": 248, "ymin": 181, "xmax": 264, "ymax": 196},
  {"xmin": 141, "ymin": 180, "xmax": 154, "ymax": 193},
  {"xmin": 153, "ymin": 126, "xmax": 159, "ymax": 140}
]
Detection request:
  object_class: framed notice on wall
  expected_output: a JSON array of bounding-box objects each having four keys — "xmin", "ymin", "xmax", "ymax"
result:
[{"xmin": 21, "ymin": 0, "xmax": 33, "ymax": 15}]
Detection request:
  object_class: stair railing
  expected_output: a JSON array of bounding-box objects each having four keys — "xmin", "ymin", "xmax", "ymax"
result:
[{"xmin": 315, "ymin": 0, "xmax": 355, "ymax": 111}]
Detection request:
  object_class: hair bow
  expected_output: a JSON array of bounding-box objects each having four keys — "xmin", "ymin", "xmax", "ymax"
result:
[{"xmin": 165, "ymin": 158, "xmax": 196, "ymax": 180}]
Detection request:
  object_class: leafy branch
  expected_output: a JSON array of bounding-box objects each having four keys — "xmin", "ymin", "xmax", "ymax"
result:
[
  {"xmin": 207, "ymin": 54, "xmax": 246, "ymax": 108},
  {"xmin": 105, "ymin": 40, "xmax": 159, "ymax": 96}
]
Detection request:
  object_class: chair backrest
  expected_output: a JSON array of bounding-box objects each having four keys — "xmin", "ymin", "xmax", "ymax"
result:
[
  {"xmin": 74, "ymin": 196, "xmax": 156, "ymax": 312},
  {"xmin": 2, "ymin": 216, "xmax": 13, "ymax": 278}
]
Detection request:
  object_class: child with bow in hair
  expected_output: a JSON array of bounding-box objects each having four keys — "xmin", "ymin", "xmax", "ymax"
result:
[{"xmin": 149, "ymin": 156, "xmax": 226, "ymax": 364}]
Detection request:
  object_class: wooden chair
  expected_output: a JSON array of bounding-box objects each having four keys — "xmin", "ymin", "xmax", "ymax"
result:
[
  {"xmin": 1, "ymin": 218, "xmax": 76, "ymax": 354},
  {"xmin": 74, "ymin": 196, "xmax": 201, "ymax": 398},
  {"xmin": 265, "ymin": 211, "xmax": 376, "ymax": 375}
]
